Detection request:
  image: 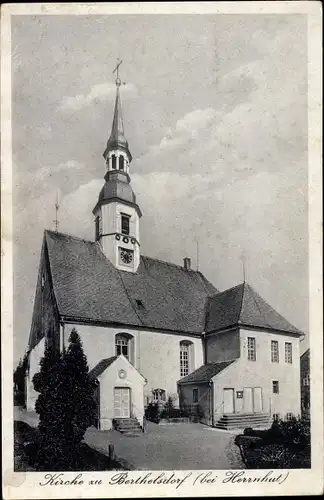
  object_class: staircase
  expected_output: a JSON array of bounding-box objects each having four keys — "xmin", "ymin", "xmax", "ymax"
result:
[
  {"xmin": 215, "ymin": 413, "xmax": 272, "ymax": 430},
  {"xmin": 113, "ymin": 417, "xmax": 143, "ymax": 436}
]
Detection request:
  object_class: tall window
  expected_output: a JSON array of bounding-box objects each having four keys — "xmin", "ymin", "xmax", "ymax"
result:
[
  {"xmin": 247, "ymin": 337, "xmax": 256, "ymax": 361},
  {"xmin": 272, "ymin": 381, "xmax": 279, "ymax": 394},
  {"xmin": 119, "ymin": 155, "xmax": 125, "ymax": 171},
  {"xmin": 115, "ymin": 333, "xmax": 133, "ymax": 362},
  {"xmin": 111, "ymin": 154, "xmax": 117, "ymax": 169},
  {"xmin": 285, "ymin": 342, "xmax": 292, "ymax": 364},
  {"xmin": 180, "ymin": 341, "xmax": 193, "ymax": 377},
  {"xmin": 193, "ymin": 388, "xmax": 199, "ymax": 403},
  {"xmin": 121, "ymin": 214, "xmax": 130, "ymax": 235},
  {"xmin": 271, "ymin": 340, "xmax": 279, "ymax": 363}
]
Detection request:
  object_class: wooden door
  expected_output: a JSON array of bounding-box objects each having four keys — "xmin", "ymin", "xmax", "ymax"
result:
[
  {"xmin": 223, "ymin": 388, "xmax": 235, "ymax": 414},
  {"xmin": 243, "ymin": 387, "xmax": 253, "ymax": 412},
  {"xmin": 253, "ymin": 387, "xmax": 263, "ymax": 412},
  {"xmin": 114, "ymin": 387, "xmax": 130, "ymax": 418}
]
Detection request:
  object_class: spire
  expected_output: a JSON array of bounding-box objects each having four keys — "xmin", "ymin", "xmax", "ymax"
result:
[{"xmin": 103, "ymin": 59, "xmax": 132, "ymax": 163}]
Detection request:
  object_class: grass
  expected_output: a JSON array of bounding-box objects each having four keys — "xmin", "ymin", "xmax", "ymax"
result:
[{"xmin": 14, "ymin": 420, "xmax": 125, "ymax": 472}]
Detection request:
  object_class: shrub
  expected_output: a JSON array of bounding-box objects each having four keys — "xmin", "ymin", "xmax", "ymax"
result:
[
  {"xmin": 145, "ymin": 403, "xmax": 161, "ymax": 423},
  {"xmin": 237, "ymin": 416, "xmax": 311, "ymax": 469}
]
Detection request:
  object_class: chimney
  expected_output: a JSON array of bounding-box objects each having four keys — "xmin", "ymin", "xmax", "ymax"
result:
[{"xmin": 183, "ymin": 257, "xmax": 191, "ymax": 271}]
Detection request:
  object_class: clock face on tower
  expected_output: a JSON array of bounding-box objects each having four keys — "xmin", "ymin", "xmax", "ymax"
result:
[{"xmin": 119, "ymin": 247, "xmax": 134, "ymax": 265}]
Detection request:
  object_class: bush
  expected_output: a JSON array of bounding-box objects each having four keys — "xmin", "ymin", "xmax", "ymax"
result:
[
  {"xmin": 238, "ymin": 416, "xmax": 311, "ymax": 469},
  {"xmin": 145, "ymin": 403, "xmax": 161, "ymax": 423}
]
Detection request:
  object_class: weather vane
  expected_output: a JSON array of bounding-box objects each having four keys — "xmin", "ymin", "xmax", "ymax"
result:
[{"xmin": 113, "ymin": 58, "xmax": 126, "ymax": 87}]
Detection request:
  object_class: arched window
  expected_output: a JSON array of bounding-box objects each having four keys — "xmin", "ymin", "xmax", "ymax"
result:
[
  {"xmin": 119, "ymin": 155, "xmax": 125, "ymax": 171},
  {"xmin": 180, "ymin": 340, "xmax": 194, "ymax": 378},
  {"xmin": 111, "ymin": 154, "xmax": 117, "ymax": 169},
  {"xmin": 152, "ymin": 388, "xmax": 166, "ymax": 402},
  {"xmin": 115, "ymin": 333, "xmax": 134, "ymax": 364}
]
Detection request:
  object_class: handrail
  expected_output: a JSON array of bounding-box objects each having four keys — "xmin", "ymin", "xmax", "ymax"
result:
[{"xmin": 215, "ymin": 401, "xmax": 224, "ymax": 413}]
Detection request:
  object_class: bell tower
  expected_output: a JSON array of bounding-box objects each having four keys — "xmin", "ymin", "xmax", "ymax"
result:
[{"xmin": 93, "ymin": 60, "xmax": 141, "ymax": 272}]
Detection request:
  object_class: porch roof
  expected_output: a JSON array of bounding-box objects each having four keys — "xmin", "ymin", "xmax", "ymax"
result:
[{"xmin": 177, "ymin": 360, "xmax": 235, "ymax": 385}]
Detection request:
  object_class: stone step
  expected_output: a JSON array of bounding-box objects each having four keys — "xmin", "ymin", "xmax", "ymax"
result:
[
  {"xmin": 222, "ymin": 413, "xmax": 269, "ymax": 419},
  {"xmin": 219, "ymin": 416, "xmax": 271, "ymax": 423},
  {"xmin": 115, "ymin": 423, "xmax": 142, "ymax": 429}
]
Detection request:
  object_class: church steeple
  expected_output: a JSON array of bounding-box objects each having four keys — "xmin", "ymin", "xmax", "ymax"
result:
[
  {"xmin": 103, "ymin": 59, "xmax": 132, "ymax": 171},
  {"xmin": 93, "ymin": 60, "xmax": 141, "ymax": 273}
]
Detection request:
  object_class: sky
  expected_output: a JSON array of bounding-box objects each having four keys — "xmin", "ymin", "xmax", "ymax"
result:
[{"xmin": 12, "ymin": 14, "xmax": 309, "ymax": 363}]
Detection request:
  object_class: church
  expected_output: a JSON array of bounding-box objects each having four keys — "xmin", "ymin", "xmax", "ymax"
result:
[{"xmin": 25, "ymin": 69, "xmax": 303, "ymax": 431}]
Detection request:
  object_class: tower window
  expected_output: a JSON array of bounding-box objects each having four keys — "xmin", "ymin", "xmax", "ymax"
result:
[
  {"xmin": 111, "ymin": 154, "xmax": 117, "ymax": 169},
  {"xmin": 119, "ymin": 155, "xmax": 125, "ymax": 171},
  {"xmin": 135, "ymin": 299, "xmax": 144, "ymax": 309},
  {"xmin": 121, "ymin": 214, "xmax": 130, "ymax": 235}
]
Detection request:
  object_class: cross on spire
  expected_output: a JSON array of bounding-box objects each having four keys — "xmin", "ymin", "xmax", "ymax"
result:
[{"xmin": 113, "ymin": 58, "xmax": 123, "ymax": 87}]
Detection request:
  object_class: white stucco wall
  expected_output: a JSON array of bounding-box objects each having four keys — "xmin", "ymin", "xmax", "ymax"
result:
[
  {"xmin": 205, "ymin": 328, "xmax": 240, "ymax": 363},
  {"xmin": 64, "ymin": 323, "xmax": 204, "ymax": 405},
  {"xmin": 98, "ymin": 355, "xmax": 145, "ymax": 430},
  {"xmin": 211, "ymin": 327, "xmax": 301, "ymax": 423},
  {"xmin": 95, "ymin": 202, "xmax": 140, "ymax": 272},
  {"xmin": 26, "ymin": 337, "xmax": 45, "ymax": 411}
]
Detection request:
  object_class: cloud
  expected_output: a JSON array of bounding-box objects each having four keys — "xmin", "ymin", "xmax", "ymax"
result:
[
  {"xmin": 59, "ymin": 82, "xmax": 137, "ymax": 112},
  {"xmin": 37, "ymin": 160, "xmax": 84, "ymax": 181}
]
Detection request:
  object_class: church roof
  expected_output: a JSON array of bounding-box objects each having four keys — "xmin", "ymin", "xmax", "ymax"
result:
[
  {"xmin": 205, "ymin": 282, "xmax": 302, "ymax": 335},
  {"xmin": 178, "ymin": 360, "xmax": 235, "ymax": 385},
  {"xmin": 44, "ymin": 230, "xmax": 217, "ymax": 334}
]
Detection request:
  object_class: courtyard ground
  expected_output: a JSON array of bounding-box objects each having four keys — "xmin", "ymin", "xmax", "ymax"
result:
[{"xmin": 14, "ymin": 407, "xmax": 244, "ymax": 470}]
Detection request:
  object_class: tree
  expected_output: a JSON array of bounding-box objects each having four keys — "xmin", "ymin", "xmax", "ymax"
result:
[
  {"xmin": 33, "ymin": 329, "xmax": 96, "ymax": 470},
  {"xmin": 14, "ymin": 353, "xmax": 29, "ymax": 406}
]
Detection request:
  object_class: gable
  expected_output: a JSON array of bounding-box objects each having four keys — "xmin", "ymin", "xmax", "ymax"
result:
[
  {"xmin": 89, "ymin": 355, "xmax": 146, "ymax": 381},
  {"xmin": 28, "ymin": 238, "xmax": 60, "ymax": 351}
]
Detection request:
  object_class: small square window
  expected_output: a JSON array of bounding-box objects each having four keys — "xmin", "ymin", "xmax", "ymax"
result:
[
  {"xmin": 135, "ymin": 299, "xmax": 144, "ymax": 309},
  {"xmin": 193, "ymin": 388, "xmax": 198, "ymax": 403},
  {"xmin": 272, "ymin": 381, "xmax": 279, "ymax": 394}
]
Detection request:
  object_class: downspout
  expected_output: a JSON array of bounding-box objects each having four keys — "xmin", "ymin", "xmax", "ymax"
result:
[
  {"xmin": 209, "ymin": 380, "xmax": 214, "ymax": 427},
  {"xmin": 60, "ymin": 320, "xmax": 65, "ymax": 352}
]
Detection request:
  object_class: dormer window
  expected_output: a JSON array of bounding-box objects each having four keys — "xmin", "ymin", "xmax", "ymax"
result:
[{"xmin": 121, "ymin": 213, "xmax": 130, "ymax": 235}]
